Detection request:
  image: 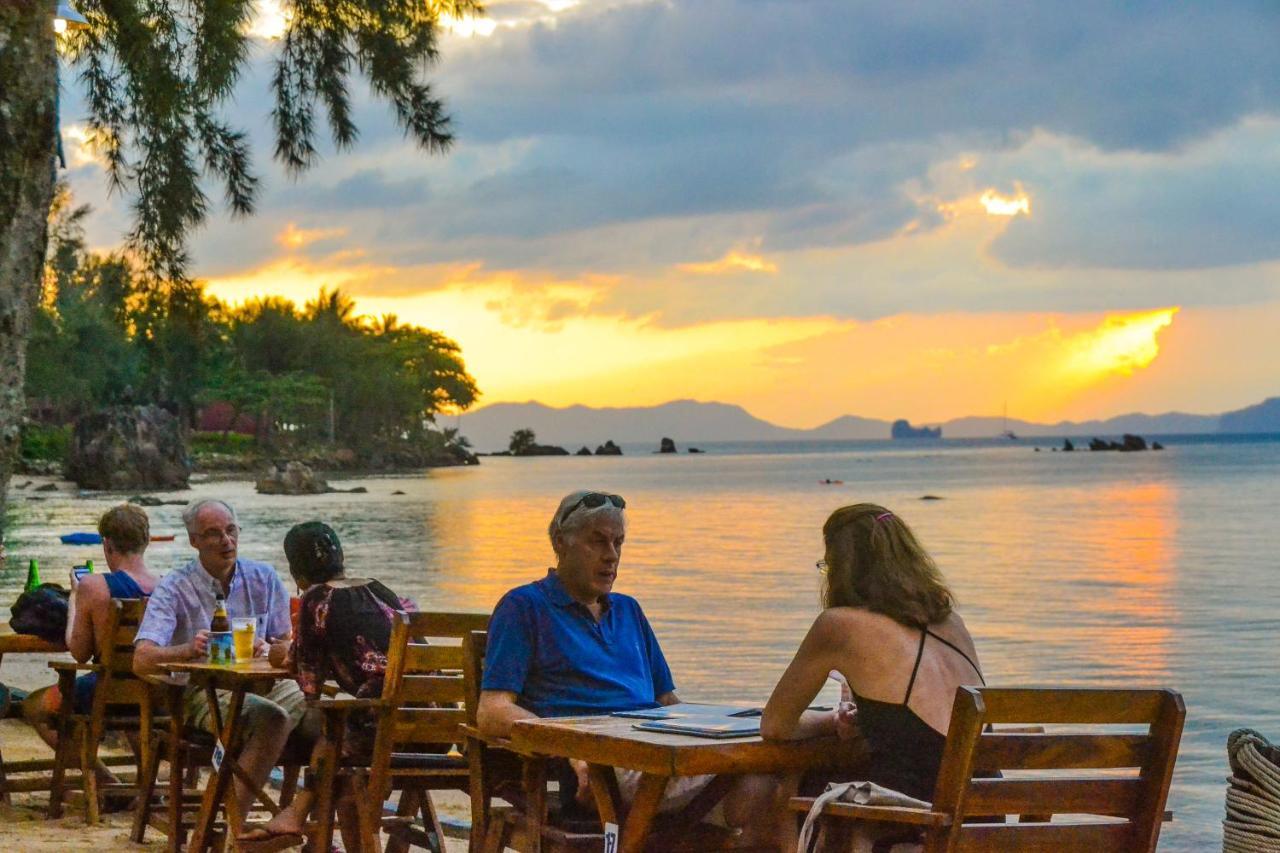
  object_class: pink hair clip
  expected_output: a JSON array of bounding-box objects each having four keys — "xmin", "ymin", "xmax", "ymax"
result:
[{"xmin": 874, "ymin": 512, "xmax": 894, "ymax": 523}]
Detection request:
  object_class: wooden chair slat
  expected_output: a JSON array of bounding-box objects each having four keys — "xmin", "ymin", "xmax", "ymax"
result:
[
  {"xmin": 975, "ymin": 689, "xmax": 1167, "ymax": 725},
  {"xmin": 391, "ymin": 708, "xmax": 467, "ymax": 745},
  {"xmin": 98, "ymin": 678, "xmax": 152, "ymax": 705},
  {"xmin": 954, "ymin": 820, "xmax": 1134, "ymax": 852},
  {"xmin": 972, "ymin": 733, "xmax": 1150, "ymax": 771},
  {"xmin": 404, "ymin": 612, "xmax": 490, "ymax": 641},
  {"xmin": 398, "ymin": 673, "xmax": 466, "ymax": 704},
  {"xmin": 404, "ymin": 643, "xmax": 464, "ymax": 672},
  {"xmin": 963, "ymin": 776, "xmax": 1141, "ymax": 817}
]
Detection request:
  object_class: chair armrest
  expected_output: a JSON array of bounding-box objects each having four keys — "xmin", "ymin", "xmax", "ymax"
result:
[
  {"xmin": 460, "ymin": 724, "xmax": 512, "ymax": 748},
  {"xmin": 788, "ymin": 796, "xmax": 951, "ymax": 828},
  {"xmin": 48, "ymin": 661, "xmax": 102, "ymax": 674}
]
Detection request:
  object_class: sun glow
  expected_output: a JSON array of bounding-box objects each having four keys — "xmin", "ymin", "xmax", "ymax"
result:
[
  {"xmin": 246, "ymin": 0, "xmax": 290, "ymax": 40},
  {"xmin": 678, "ymin": 250, "xmax": 779, "ymax": 275},
  {"xmin": 980, "ymin": 188, "xmax": 1031, "ymax": 217},
  {"xmin": 1061, "ymin": 307, "xmax": 1179, "ymax": 380}
]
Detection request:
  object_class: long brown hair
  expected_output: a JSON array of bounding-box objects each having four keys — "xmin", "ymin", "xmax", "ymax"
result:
[{"xmin": 821, "ymin": 503, "xmax": 953, "ymax": 627}]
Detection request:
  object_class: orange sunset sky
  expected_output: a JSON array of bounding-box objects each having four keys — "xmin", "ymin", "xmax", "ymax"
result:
[{"xmin": 61, "ymin": 1, "xmax": 1280, "ymax": 428}]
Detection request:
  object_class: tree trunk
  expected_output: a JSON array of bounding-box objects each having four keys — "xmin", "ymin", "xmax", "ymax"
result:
[{"xmin": 0, "ymin": 3, "xmax": 57, "ymax": 524}]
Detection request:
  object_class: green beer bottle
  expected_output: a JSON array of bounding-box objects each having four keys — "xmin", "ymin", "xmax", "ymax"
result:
[
  {"xmin": 24, "ymin": 559, "xmax": 41, "ymax": 593},
  {"xmin": 85, "ymin": 559, "xmax": 94, "ymax": 573}
]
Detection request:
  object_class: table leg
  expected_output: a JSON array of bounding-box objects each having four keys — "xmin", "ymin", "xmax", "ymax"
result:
[
  {"xmin": 521, "ymin": 757, "xmax": 547, "ymax": 853},
  {"xmin": 189, "ymin": 684, "xmax": 247, "ymax": 852},
  {"xmin": 586, "ymin": 764, "xmax": 625, "ymax": 827},
  {"xmin": 619, "ymin": 773, "xmax": 667, "ymax": 853}
]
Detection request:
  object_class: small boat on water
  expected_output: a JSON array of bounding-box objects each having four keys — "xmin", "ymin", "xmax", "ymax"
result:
[{"xmin": 60, "ymin": 533, "xmax": 176, "ymax": 545}]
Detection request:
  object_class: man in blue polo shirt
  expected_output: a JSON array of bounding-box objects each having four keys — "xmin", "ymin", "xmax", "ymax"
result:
[
  {"xmin": 478, "ymin": 489, "xmax": 721, "ymax": 816},
  {"xmin": 478, "ymin": 489, "xmax": 675, "ymax": 726}
]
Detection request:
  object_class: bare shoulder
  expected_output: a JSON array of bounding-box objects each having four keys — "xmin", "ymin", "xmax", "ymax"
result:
[
  {"xmin": 77, "ymin": 573, "xmax": 110, "ymax": 601},
  {"xmin": 931, "ymin": 611, "xmax": 979, "ymax": 652},
  {"xmin": 816, "ymin": 605, "xmax": 900, "ymax": 639}
]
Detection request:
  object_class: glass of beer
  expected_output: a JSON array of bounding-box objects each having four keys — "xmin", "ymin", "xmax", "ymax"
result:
[{"xmin": 231, "ymin": 617, "xmax": 256, "ymax": 662}]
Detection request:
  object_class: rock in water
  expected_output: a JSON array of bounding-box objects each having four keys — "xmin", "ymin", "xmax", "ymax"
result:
[
  {"xmin": 256, "ymin": 461, "xmax": 329, "ymax": 495},
  {"xmin": 67, "ymin": 405, "xmax": 190, "ymax": 491},
  {"xmin": 1062, "ymin": 438, "xmax": 1075, "ymax": 452},
  {"xmin": 658, "ymin": 437, "xmax": 678, "ymax": 453},
  {"xmin": 576, "ymin": 446, "xmax": 593, "ymax": 456},
  {"xmin": 595, "ymin": 440, "xmax": 623, "ymax": 456}
]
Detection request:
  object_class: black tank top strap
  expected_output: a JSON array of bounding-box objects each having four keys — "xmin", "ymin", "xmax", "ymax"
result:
[
  {"xmin": 902, "ymin": 628, "xmax": 929, "ymax": 704},
  {"xmin": 925, "ymin": 628, "xmax": 986, "ymax": 685}
]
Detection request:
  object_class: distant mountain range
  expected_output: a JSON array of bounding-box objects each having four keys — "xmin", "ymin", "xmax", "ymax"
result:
[{"xmin": 454, "ymin": 397, "xmax": 1280, "ymax": 452}]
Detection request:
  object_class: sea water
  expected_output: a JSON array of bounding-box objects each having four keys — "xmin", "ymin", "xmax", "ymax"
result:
[{"xmin": 6, "ymin": 433, "xmax": 1279, "ymax": 850}]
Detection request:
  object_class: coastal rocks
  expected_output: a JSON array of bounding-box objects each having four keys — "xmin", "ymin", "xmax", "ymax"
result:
[
  {"xmin": 1088, "ymin": 434, "xmax": 1153, "ymax": 452},
  {"xmin": 919, "ymin": 495, "xmax": 944, "ymax": 501},
  {"xmin": 576, "ymin": 447, "xmax": 593, "ymax": 456},
  {"xmin": 515, "ymin": 443, "xmax": 569, "ymax": 456},
  {"xmin": 128, "ymin": 495, "xmax": 186, "ymax": 507},
  {"xmin": 1152, "ymin": 441, "xmax": 1164, "ymax": 450},
  {"xmin": 595, "ymin": 440, "xmax": 623, "ymax": 456},
  {"xmin": 659, "ymin": 437, "xmax": 677, "ymax": 453},
  {"xmin": 1062, "ymin": 439, "xmax": 1075, "ymax": 452},
  {"xmin": 688, "ymin": 447, "xmax": 703, "ymax": 453},
  {"xmin": 256, "ymin": 461, "xmax": 329, "ymax": 495},
  {"xmin": 66, "ymin": 405, "xmax": 191, "ymax": 491},
  {"xmin": 891, "ymin": 419, "xmax": 942, "ymax": 439}
]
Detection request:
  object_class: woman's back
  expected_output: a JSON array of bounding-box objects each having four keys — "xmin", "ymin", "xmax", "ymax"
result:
[{"xmin": 831, "ymin": 608, "xmax": 984, "ymax": 800}]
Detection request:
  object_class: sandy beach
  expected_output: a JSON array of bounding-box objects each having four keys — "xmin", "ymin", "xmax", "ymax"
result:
[{"xmin": 1, "ymin": 655, "xmax": 471, "ymax": 845}]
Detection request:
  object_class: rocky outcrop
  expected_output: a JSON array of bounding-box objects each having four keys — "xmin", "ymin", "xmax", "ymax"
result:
[
  {"xmin": 1062, "ymin": 438, "xmax": 1075, "ymax": 452},
  {"xmin": 891, "ymin": 419, "xmax": 942, "ymax": 439},
  {"xmin": 1089, "ymin": 434, "xmax": 1151, "ymax": 452},
  {"xmin": 595, "ymin": 440, "xmax": 622, "ymax": 456},
  {"xmin": 658, "ymin": 437, "xmax": 677, "ymax": 453},
  {"xmin": 514, "ymin": 444, "xmax": 569, "ymax": 457},
  {"xmin": 576, "ymin": 446, "xmax": 593, "ymax": 456},
  {"xmin": 66, "ymin": 406, "xmax": 191, "ymax": 491},
  {"xmin": 256, "ymin": 461, "xmax": 329, "ymax": 495}
]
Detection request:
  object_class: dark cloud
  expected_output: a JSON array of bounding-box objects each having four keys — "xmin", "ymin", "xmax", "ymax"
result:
[{"xmin": 59, "ymin": 0, "xmax": 1280, "ymax": 312}]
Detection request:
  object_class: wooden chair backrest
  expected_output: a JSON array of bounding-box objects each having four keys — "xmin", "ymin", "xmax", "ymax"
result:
[
  {"xmin": 929, "ymin": 686, "xmax": 1185, "ymax": 853},
  {"xmin": 462, "ymin": 629, "xmax": 487, "ymax": 727},
  {"xmin": 91, "ymin": 597, "xmax": 150, "ymax": 712},
  {"xmin": 369, "ymin": 611, "xmax": 491, "ymax": 772}
]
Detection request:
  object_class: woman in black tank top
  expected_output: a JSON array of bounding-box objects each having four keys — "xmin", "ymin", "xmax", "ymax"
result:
[{"xmin": 761, "ymin": 503, "xmax": 984, "ymax": 804}]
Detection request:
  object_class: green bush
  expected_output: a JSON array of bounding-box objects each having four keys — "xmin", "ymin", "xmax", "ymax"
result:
[
  {"xmin": 20, "ymin": 424, "xmax": 71, "ymax": 461},
  {"xmin": 190, "ymin": 431, "xmax": 256, "ymax": 455}
]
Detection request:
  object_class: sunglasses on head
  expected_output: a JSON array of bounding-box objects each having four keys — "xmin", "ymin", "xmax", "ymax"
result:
[{"xmin": 559, "ymin": 492, "xmax": 626, "ymax": 526}]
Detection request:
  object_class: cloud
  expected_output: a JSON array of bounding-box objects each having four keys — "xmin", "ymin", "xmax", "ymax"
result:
[{"xmin": 679, "ymin": 250, "xmax": 778, "ymax": 276}]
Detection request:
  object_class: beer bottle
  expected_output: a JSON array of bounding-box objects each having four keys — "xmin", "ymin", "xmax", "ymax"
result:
[
  {"xmin": 24, "ymin": 559, "xmax": 41, "ymax": 593},
  {"xmin": 211, "ymin": 594, "xmax": 231, "ymax": 633},
  {"xmin": 85, "ymin": 559, "xmax": 94, "ymax": 573}
]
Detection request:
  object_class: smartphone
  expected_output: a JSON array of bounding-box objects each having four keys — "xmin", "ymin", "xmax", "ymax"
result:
[{"xmin": 72, "ymin": 565, "xmax": 92, "ymax": 582}]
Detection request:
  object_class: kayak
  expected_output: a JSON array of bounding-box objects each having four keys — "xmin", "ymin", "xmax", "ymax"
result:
[{"xmin": 60, "ymin": 533, "xmax": 177, "ymax": 545}]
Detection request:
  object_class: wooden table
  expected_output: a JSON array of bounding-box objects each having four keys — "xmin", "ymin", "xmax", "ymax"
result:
[
  {"xmin": 163, "ymin": 658, "xmax": 293, "ymax": 852},
  {"xmin": 510, "ymin": 711, "xmax": 867, "ymax": 853},
  {"xmin": 0, "ymin": 624, "xmax": 66, "ymax": 803}
]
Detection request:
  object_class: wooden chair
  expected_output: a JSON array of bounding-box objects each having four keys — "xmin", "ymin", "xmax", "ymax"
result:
[
  {"xmin": 301, "ymin": 610, "xmax": 491, "ymax": 853},
  {"xmin": 461, "ymin": 629, "xmax": 604, "ymax": 853},
  {"xmin": 790, "ymin": 686, "xmax": 1185, "ymax": 852},
  {"xmin": 47, "ymin": 598, "xmax": 159, "ymax": 824}
]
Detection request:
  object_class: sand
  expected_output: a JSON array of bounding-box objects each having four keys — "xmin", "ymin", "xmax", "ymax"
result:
[{"xmin": 0, "ymin": 716, "xmax": 473, "ymax": 851}]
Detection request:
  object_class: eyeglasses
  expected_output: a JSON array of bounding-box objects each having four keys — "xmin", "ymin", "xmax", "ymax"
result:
[
  {"xmin": 815, "ymin": 559, "xmax": 829, "ymax": 573},
  {"xmin": 559, "ymin": 493, "xmax": 625, "ymax": 526}
]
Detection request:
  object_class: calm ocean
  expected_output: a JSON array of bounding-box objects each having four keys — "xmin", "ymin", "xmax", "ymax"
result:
[{"xmin": 7, "ymin": 433, "xmax": 1279, "ymax": 850}]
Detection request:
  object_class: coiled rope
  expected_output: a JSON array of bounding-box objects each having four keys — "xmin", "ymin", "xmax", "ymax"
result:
[{"xmin": 1224, "ymin": 729, "xmax": 1280, "ymax": 852}]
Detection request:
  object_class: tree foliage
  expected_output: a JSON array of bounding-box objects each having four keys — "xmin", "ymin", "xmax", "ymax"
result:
[
  {"xmin": 26, "ymin": 194, "xmax": 479, "ymax": 453},
  {"xmin": 509, "ymin": 428, "xmax": 536, "ymax": 455},
  {"xmin": 62, "ymin": 0, "xmax": 481, "ymax": 281}
]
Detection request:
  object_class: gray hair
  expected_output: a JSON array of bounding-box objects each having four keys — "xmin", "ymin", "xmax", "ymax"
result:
[
  {"xmin": 182, "ymin": 499, "xmax": 238, "ymax": 535},
  {"xmin": 548, "ymin": 489, "xmax": 626, "ymax": 545}
]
